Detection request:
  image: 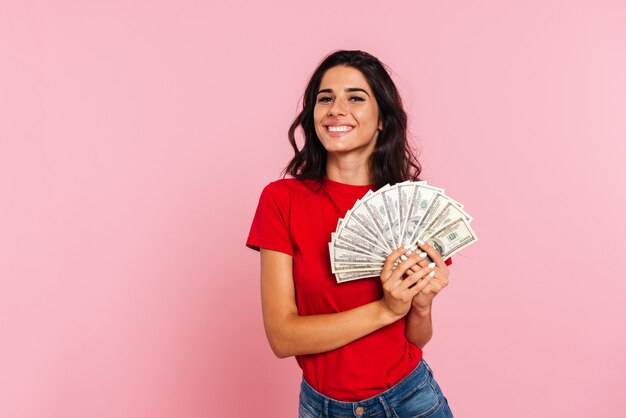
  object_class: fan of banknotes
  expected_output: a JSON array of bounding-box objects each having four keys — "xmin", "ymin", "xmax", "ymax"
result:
[{"xmin": 329, "ymin": 181, "xmax": 478, "ymax": 283}]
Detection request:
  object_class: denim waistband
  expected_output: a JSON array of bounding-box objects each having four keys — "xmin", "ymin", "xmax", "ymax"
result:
[{"xmin": 299, "ymin": 358, "xmax": 433, "ymax": 417}]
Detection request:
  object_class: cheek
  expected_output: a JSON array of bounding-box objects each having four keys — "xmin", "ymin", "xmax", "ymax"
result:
[
  {"xmin": 313, "ymin": 107, "xmax": 326, "ymax": 136},
  {"xmin": 355, "ymin": 108, "xmax": 379, "ymax": 127},
  {"xmin": 313, "ymin": 104, "xmax": 324, "ymax": 121}
]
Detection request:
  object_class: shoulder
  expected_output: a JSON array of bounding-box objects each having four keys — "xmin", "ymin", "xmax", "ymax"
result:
[{"xmin": 261, "ymin": 178, "xmax": 322, "ymax": 199}]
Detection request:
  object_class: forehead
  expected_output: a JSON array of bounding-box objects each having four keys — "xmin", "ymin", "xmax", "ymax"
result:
[{"xmin": 319, "ymin": 66, "xmax": 372, "ymax": 91}]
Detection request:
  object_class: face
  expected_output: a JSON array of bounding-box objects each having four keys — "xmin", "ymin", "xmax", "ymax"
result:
[{"xmin": 313, "ymin": 65, "xmax": 383, "ymax": 156}]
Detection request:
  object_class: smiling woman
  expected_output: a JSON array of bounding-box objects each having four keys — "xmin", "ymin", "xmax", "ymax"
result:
[{"xmin": 246, "ymin": 50, "xmax": 455, "ymax": 418}]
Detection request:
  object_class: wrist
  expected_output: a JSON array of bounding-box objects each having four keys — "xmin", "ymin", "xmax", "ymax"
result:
[
  {"xmin": 377, "ymin": 300, "xmax": 403, "ymax": 324},
  {"xmin": 410, "ymin": 303, "xmax": 431, "ymax": 318}
]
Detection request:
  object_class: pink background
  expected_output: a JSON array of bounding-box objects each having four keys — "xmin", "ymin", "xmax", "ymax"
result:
[{"xmin": 2, "ymin": 1, "xmax": 625, "ymax": 417}]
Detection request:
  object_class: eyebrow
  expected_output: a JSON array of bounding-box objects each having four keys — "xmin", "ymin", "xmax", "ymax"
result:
[{"xmin": 317, "ymin": 87, "xmax": 371, "ymax": 97}]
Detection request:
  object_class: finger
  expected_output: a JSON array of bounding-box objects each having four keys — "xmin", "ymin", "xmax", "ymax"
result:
[
  {"xmin": 383, "ymin": 254, "xmax": 428, "ymax": 298},
  {"xmin": 413, "ymin": 267, "xmax": 438, "ymax": 289},
  {"xmin": 386, "ymin": 253, "xmax": 428, "ymax": 288},
  {"xmin": 401, "ymin": 246, "xmax": 430, "ymax": 273},
  {"xmin": 398, "ymin": 265, "xmax": 432, "ymax": 292},
  {"xmin": 381, "ymin": 245, "xmax": 413, "ymax": 282},
  {"xmin": 424, "ymin": 277, "xmax": 444, "ymax": 294},
  {"xmin": 408, "ymin": 259, "xmax": 436, "ymax": 275},
  {"xmin": 407, "ymin": 263, "xmax": 425, "ymax": 276},
  {"xmin": 417, "ymin": 240, "xmax": 447, "ymax": 270},
  {"xmin": 429, "ymin": 266, "xmax": 449, "ymax": 286},
  {"xmin": 406, "ymin": 274, "xmax": 435, "ymax": 298}
]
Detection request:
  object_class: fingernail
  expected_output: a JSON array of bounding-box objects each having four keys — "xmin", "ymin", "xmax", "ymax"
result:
[
  {"xmin": 429, "ymin": 271, "xmax": 435, "ymax": 277},
  {"xmin": 403, "ymin": 244, "xmax": 411, "ymax": 249},
  {"xmin": 406, "ymin": 250, "xmax": 413, "ymax": 255},
  {"xmin": 418, "ymin": 239, "xmax": 426, "ymax": 245},
  {"xmin": 428, "ymin": 262, "xmax": 436, "ymax": 269},
  {"xmin": 400, "ymin": 255, "xmax": 408, "ymax": 261},
  {"xmin": 419, "ymin": 252, "xmax": 427, "ymax": 258}
]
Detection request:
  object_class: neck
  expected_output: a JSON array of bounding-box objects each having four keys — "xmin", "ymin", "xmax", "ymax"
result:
[{"xmin": 325, "ymin": 153, "xmax": 373, "ymax": 186}]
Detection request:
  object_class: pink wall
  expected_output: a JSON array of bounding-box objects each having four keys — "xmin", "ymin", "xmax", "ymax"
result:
[{"xmin": 2, "ymin": 1, "xmax": 625, "ymax": 417}]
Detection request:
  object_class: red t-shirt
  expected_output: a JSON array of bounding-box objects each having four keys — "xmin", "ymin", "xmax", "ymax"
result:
[{"xmin": 246, "ymin": 177, "xmax": 451, "ymax": 401}]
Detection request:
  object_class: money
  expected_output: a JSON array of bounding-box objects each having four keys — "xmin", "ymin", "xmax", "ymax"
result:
[
  {"xmin": 330, "ymin": 181, "xmax": 478, "ymax": 283},
  {"xmin": 335, "ymin": 269, "xmax": 382, "ymax": 282},
  {"xmin": 362, "ymin": 188, "xmax": 396, "ymax": 252},
  {"xmin": 425, "ymin": 217, "xmax": 478, "ymax": 260},
  {"xmin": 420, "ymin": 201, "xmax": 472, "ymax": 241}
]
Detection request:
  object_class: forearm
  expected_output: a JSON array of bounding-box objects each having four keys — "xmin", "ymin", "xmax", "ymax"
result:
[
  {"xmin": 404, "ymin": 304, "xmax": 433, "ymax": 349},
  {"xmin": 267, "ymin": 300, "xmax": 400, "ymax": 358}
]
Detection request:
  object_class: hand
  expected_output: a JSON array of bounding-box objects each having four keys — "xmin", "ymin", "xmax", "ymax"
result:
[
  {"xmin": 379, "ymin": 246, "xmax": 436, "ymax": 319},
  {"xmin": 409, "ymin": 240, "xmax": 450, "ymax": 313}
]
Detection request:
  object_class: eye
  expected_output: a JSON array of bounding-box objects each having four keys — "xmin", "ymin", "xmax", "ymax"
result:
[
  {"xmin": 317, "ymin": 96, "xmax": 333, "ymax": 103},
  {"xmin": 349, "ymin": 96, "xmax": 365, "ymax": 102}
]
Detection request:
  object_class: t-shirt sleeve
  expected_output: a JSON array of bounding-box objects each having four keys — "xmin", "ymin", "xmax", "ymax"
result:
[{"xmin": 246, "ymin": 181, "xmax": 294, "ymax": 257}]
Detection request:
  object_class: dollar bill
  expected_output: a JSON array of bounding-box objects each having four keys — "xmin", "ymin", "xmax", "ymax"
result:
[
  {"xmin": 420, "ymin": 201, "xmax": 473, "ymax": 241},
  {"xmin": 349, "ymin": 199, "xmax": 393, "ymax": 253},
  {"xmin": 330, "ymin": 238, "xmax": 385, "ymax": 262},
  {"xmin": 333, "ymin": 263, "xmax": 384, "ymax": 273},
  {"xmin": 413, "ymin": 192, "xmax": 450, "ymax": 240},
  {"xmin": 425, "ymin": 217, "xmax": 478, "ymax": 260},
  {"xmin": 381, "ymin": 185, "xmax": 401, "ymax": 248},
  {"xmin": 404, "ymin": 184, "xmax": 444, "ymax": 245},
  {"xmin": 329, "ymin": 242, "xmax": 385, "ymax": 266},
  {"xmin": 362, "ymin": 186, "xmax": 396, "ymax": 251},
  {"xmin": 336, "ymin": 269, "xmax": 382, "ymax": 283},
  {"xmin": 336, "ymin": 210, "xmax": 390, "ymax": 254},
  {"xmin": 396, "ymin": 181, "xmax": 415, "ymax": 246}
]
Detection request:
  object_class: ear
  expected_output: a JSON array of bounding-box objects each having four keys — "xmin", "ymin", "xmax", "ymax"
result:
[{"xmin": 378, "ymin": 119, "xmax": 383, "ymax": 131}]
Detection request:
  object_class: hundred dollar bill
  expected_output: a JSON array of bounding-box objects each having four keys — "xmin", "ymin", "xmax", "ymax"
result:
[
  {"xmin": 413, "ymin": 192, "xmax": 451, "ymax": 241},
  {"xmin": 349, "ymin": 198, "xmax": 393, "ymax": 253},
  {"xmin": 329, "ymin": 246, "xmax": 385, "ymax": 274},
  {"xmin": 381, "ymin": 184, "xmax": 401, "ymax": 248},
  {"xmin": 397, "ymin": 181, "xmax": 428, "ymax": 244},
  {"xmin": 404, "ymin": 184, "xmax": 444, "ymax": 245},
  {"xmin": 332, "ymin": 248, "xmax": 385, "ymax": 272},
  {"xmin": 335, "ymin": 231, "xmax": 388, "ymax": 259},
  {"xmin": 426, "ymin": 217, "xmax": 478, "ymax": 260},
  {"xmin": 333, "ymin": 263, "xmax": 384, "ymax": 273},
  {"xmin": 420, "ymin": 201, "xmax": 473, "ymax": 241},
  {"xmin": 336, "ymin": 269, "xmax": 382, "ymax": 283},
  {"xmin": 330, "ymin": 238, "xmax": 386, "ymax": 263},
  {"xmin": 336, "ymin": 211, "xmax": 390, "ymax": 254},
  {"xmin": 362, "ymin": 186, "xmax": 396, "ymax": 251},
  {"xmin": 400, "ymin": 184, "xmax": 422, "ymax": 245}
]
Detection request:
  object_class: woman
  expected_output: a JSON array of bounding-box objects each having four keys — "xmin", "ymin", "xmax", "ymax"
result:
[{"xmin": 247, "ymin": 50, "xmax": 454, "ymax": 418}]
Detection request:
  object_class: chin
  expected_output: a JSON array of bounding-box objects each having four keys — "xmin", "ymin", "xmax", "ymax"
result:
[{"xmin": 321, "ymin": 141, "xmax": 353, "ymax": 153}]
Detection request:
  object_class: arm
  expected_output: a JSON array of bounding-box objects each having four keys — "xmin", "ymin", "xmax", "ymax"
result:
[
  {"xmin": 260, "ymin": 249, "xmax": 398, "ymax": 358},
  {"xmin": 404, "ymin": 303, "xmax": 433, "ymax": 349},
  {"xmin": 403, "ymin": 241, "xmax": 450, "ymax": 348},
  {"xmin": 260, "ymin": 246, "xmax": 434, "ymax": 358}
]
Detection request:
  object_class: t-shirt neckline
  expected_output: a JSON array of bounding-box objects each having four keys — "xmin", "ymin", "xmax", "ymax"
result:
[{"xmin": 322, "ymin": 177, "xmax": 375, "ymax": 197}]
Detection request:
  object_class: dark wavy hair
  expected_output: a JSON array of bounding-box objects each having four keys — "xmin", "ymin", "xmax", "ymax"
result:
[{"xmin": 283, "ymin": 50, "xmax": 421, "ymax": 189}]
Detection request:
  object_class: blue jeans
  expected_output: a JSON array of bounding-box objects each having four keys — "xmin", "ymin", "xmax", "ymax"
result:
[{"xmin": 298, "ymin": 359, "xmax": 453, "ymax": 418}]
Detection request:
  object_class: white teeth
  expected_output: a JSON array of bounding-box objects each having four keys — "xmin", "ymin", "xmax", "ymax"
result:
[{"xmin": 327, "ymin": 125, "xmax": 353, "ymax": 132}]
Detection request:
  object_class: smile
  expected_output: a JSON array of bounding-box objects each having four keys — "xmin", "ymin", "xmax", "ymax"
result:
[
  {"xmin": 327, "ymin": 125, "xmax": 353, "ymax": 132},
  {"xmin": 325, "ymin": 125, "xmax": 354, "ymax": 137}
]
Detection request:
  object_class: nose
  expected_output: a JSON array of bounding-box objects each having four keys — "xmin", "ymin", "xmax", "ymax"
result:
[{"xmin": 328, "ymin": 98, "xmax": 347, "ymax": 116}]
